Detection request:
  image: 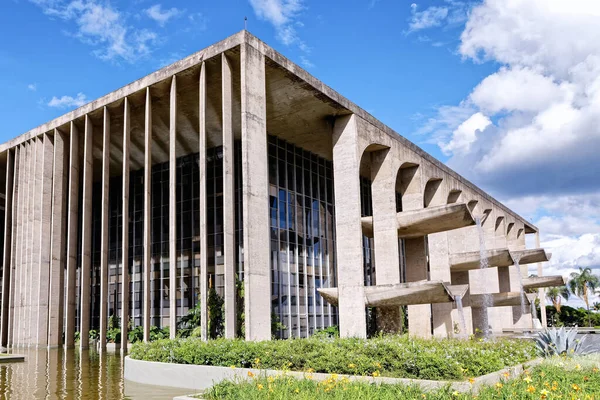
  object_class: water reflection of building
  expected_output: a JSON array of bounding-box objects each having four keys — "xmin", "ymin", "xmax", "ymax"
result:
[{"xmin": 0, "ymin": 31, "xmax": 554, "ymax": 348}]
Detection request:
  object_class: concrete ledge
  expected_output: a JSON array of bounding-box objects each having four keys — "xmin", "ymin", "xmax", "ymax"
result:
[
  {"xmin": 125, "ymin": 356, "xmax": 542, "ymax": 396},
  {"xmin": 0, "ymin": 354, "xmax": 25, "ymax": 363}
]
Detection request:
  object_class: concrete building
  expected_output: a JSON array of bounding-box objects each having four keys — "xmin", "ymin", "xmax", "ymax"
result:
[{"xmin": 0, "ymin": 31, "xmax": 559, "ymax": 349}]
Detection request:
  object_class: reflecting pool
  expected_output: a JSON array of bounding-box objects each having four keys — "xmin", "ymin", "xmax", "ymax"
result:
[{"xmin": 0, "ymin": 348, "xmax": 190, "ymax": 399}]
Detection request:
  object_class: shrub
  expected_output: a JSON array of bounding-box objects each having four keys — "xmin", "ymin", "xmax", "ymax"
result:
[
  {"xmin": 130, "ymin": 335, "xmax": 536, "ymax": 381},
  {"xmin": 535, "ymin": 327, "xmax": 590, "ymax": 357}
]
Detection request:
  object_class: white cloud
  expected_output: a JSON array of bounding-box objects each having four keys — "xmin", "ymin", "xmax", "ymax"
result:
[
  {"xmin": 47, "ymin": 92, "xmax": 87, "ymax": 108},
  {"xmin": 408, "ymin": 5, "xmax": 448, "ymax": 32},
  {"xmin": 145, "ymin": 4, "xmax": 182, "ymax": 27},
  {"xmin": 440, "ymin": 112, "xmax": 491, "ymax": 155},
  {"xmin": 249, "ymin": 0, "xmax": 313, "ymax": 66},
  {"xmin": 30, "ymin": 0, "xmax": 157, "ymax": 62},
  {"xmin": 27, "ymin": 84, "xmax": 37, "ymax": 91},
  {"xmin": 411, "ymin": 0, "xmax": 600, "ymax": 308}
]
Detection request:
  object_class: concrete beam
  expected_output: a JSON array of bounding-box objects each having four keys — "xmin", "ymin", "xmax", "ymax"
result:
[
  {"xmin": 222, "ymin": 54, "xmax": 236, "ymax": 339},
  {"xmin": 122, "ymin": 97, "xmax": 131, "ymax": 353},
  {"xmin": 169, "ymin": 76, "xmax": 177, "ymax": 339},
  {"xmin": 30, "ymin": 137, "xmax": 43, "ymax": 345},
  {"xmin": 511, "ymin": 248, "xmax": 551, "ymax": 265},
  {"xmin": 241, "ymin": 43, "xmax": 271, "ymax": 341},
  {"xmin": 535, "ymin": 232, "xmax": 547, "ymax": 327},
  {"xmin": 48, "ymin": 129, "xmax": 68, "ymax": 348},
  {"xmin": 65, "ymin": 122, "xmax": 80, "ymax": 348},
  {"xmin": 99, "ymin": 107, "xmax": 111, "ymax": 350},
  {"xmin": 471, "ymin": 292, "xmax": 533, "ymax": 308},
  {"xmin": 80, "ymin": 115, "xmax": 94, "ymax": 350},
  {"xmin": 361, "ymin": 203, "xmax": 475, "ymax": 238},
  {"xmin": 450, "ymin": 249, "xmax": 514, "ymax": 272},
  {"xmin": 522, "ymin": 276, "xmax": 566, "ymax": 290},
  {"xmin": 143, "ymin": 88, "xmax": 152, "ymax": 343},
  {"xmin": 318, "ymin": 280, "xmax": 467, "ymax": 307}
]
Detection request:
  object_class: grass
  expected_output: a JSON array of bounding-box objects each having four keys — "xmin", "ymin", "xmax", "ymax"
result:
[
  {"xmin": 203, "ymin": 357, "xmax": 600, "ymax": 399},
  {"xmin": 129, "ymin": 335, "xmax": 536, "ymax": 381}
]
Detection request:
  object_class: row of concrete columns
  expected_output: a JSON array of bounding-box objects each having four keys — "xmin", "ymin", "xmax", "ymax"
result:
[{"xmin": 0, "ymin": 44, "xmax": 272, "ymax": 347}]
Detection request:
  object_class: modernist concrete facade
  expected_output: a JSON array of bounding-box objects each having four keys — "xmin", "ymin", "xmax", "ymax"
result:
[{"xmin": 0, "ymin": 31, "xmax": 558, "ymax": 349}]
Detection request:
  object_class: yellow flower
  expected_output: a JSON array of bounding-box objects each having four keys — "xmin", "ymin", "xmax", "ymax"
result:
[
  {"xmin": 267, "ymin": 376, "xmax": 274, "ymax": 383},
  {"xmin": 495, "ymin": 382, "xmax": 503, "ymax": 389},
  {"xmin": 255, "ymin": 358, "xmax": 261, "ymax": 364},
  {"xmin": 348, "ymin": 363, "xmax": 356, "ymax": 369},
  {"xmin": 229, "ymin": 365, "xmax": 236, "ymax": 369},
  {"xmin": 421, "ymin": 395, "xmax": 427, "ymax": 399},
  {"xmin": 524, "ymin": 376, "xmax": 533, "ymax": 383},
  {"xmin": 372, "ymin": 371, "xmax": 380, "ymax": 378},
  {"xmin": 469, "ymin": 378, "xmax": 475, "ymax": 385},
  {"xmin": 452, "ymin": 390, "xmax": 460, "ymax": 397},
  {"xmin": 572, "ymin": 383, "xmax": 581, "ymax": 391},
  {"xmin": 306, "ymin": 373, "xmax": 313, "ymax": 380},
  {"xmin": 540, "ymin": 388, "xmax": 549, "ymax": 399},
  {"xmin": 295, "ymin": 388, "xmax": 300, "ymax": 393},
  {"xmin": 576, "ymin": 364, "xmax": 582, "ymax": 370},
  {"xmin": 593, "ymin": 367, "xmax": 599, "ymax": 373},
  {"xmin": 503, "ymin": 372, "xmax": 510, "ymax": 379},
  {"xmin": 526, "ymin": 385, "xmax": 536, "ymax": 394},
  {"xmin": 374, "ymin": 362, "xmax": 382, "ymax": 369},
  {"xmin": 307, "ymin": 368, "xmax": 315, "ymax": 373},
  {"xmin": 257, "ymin": 383, "xmax": 264, "ymax": 390},
  {"xmin": 247, "ymin": 371, "xmax": 255, "ymax": 378},
  {"xmin": 331, "ymin": 373, "xmax": 339, "ymax": 380}
]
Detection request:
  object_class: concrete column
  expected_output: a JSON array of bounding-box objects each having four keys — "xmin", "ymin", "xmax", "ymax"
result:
[
  {"xmin": 199, "ymin": 63, "xmax": 208, "ymax": 341},
  {"xmin": 241, "ymin": 43, "xmax": 271, "ymax": 341},
  {"xmin": 36, "ymin": 133, "xmax": 54, "ymax": 346},
  {"xmin": 399, "ymin": 166, "xmax": 431, "ymax": 338},
  {"xmin": 15, "ymin": 143, "xmax": 29, "ymax": 346},
  {"xmin": 332, "ymin": 114, "xmax": 366, "ymax": 339},
  {"xmin": 65, "ymin": 122, "xmax": 80, "ymax": 348},
  {"xmin": 29, "ymin": 138, "xmax": 43, "ymax": 345},
  {"xmin": 7, "ymin": 146, "xmax": 20, "ymax": 347},
  {"xmin": 122, "ymin": 98, "xmax": 131, "ymax": 352},
  {"xmin": 0, "ymin": 149, "xmax": 14, "ymax": 346},
  {"xmin": 370, "ymin": 149, "xmax": 401, "ymax": 333},
  {"xmin": 222, "ymin": 53, "xmax": 236, "ymax": 339},
  {"xmin": 169, "ymin": 76, "xmax": 177, "ymax": 339},
  {"xmin": 143, "ymin": 88, "xmax": 152, "ymax": 342},
  {"xmin": 99, "ymin": 107, "xmax": 110, "ymax": 350},
  {"xmin": 536, "ymin": 232, "xmax": 547, "ymax": 327},
  {"xmin": 48, "ymin": 129, "xmax": 68, "ymax": 347},
  {"xmin": 80, "ymin": 115, "xmax": 94, "ymax": 350}
]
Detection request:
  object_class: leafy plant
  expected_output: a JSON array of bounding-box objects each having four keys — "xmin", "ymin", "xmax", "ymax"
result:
[
  {"xmin": 534, "ymin": 327, "xmax": 589, "ymax": 357},
  {"xmin": 568, "ymin": 267, "xmax": 600, "ymax": 327},
  {"xmin": 88, "ymin": 329, "xmax": 99, "ymax": 340},
  {"xmin": 130, "ymin": 335, "xmax": 536, "ymax": 381},
  {"xmin": 312, "ymin": 325, "xmax": 339, "ymax": 339}
]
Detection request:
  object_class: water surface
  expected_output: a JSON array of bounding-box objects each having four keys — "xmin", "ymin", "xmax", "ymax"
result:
[{"xmin": 0, "ymin": 348, "xmax": 191, "ymax": 399}]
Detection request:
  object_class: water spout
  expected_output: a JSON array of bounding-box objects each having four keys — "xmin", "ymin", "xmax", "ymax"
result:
[{"xmin": 455, "ymin": 295, "xmax": 467, "ymax": 338}]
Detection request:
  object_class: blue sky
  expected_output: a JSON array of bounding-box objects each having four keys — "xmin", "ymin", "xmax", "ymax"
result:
[{"xmin": 2, "ymin": 0, "xmax": 600, "ymax": 308}]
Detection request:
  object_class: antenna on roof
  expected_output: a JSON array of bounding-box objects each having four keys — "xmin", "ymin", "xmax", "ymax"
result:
[{"xmin": 244, "ymin": 16, "xmax": 248, "ymax": 30}]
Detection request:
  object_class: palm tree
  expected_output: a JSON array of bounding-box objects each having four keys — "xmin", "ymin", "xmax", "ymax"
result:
[
  {"xmin": 592, "ymin": 302, "xmax": 600, "ymax": 312},
  {"xmin": 545, "ymin": 286, "xmax": 570, "ymax": 313},
  {"xmin": 568, "ymin": 267, "xmax": 600, "ymax": 327}
]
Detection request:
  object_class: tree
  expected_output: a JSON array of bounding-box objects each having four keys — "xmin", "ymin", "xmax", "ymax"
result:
[
  {"xmin": 593, "ymin": 302, "xmax": 600, "ymax": 312},
  {"xmin": 545, "ymin": 286, "xmax": 570, "ymax": 313},
  {"xmin": 568, "ymin": 267, "xmax": 600, "ymax": 327}
]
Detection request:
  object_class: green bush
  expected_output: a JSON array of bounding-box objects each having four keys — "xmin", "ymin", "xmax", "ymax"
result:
[
  {"xmin": 130, "ymin": 335, "xmax": 536, "ymax": 381},
  {"xmin": 203, "ymin": 361, "xmax": 600, "ymax": 399}
]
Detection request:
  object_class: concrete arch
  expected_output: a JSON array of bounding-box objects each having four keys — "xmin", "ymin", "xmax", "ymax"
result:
[
  {"xmin": 395, "ymin": 162, "xmax": 421, "ymax": 212},
  {"xmin": 423, "ymin": 178, "xmax": 443, "ymax": 208},
  {"xmin": 447, "ymin": 189, "xmax": 462, "ymax": 204}
]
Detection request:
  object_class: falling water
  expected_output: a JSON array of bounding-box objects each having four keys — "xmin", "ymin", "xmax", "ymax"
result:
[
  {"xmin": 513, "ymin": 254, "xmax": 528, "ymax": 315},
  {"xmin": 455, "ymin": 295, "xmax": 468, "ymax": 338},
  {"xmin": 476, "ymin": 216, "xmax": 492, "ymax": 337},
  {"xmin": 531, "ymin": 299, "xmax": 538, "ymax": 320}
]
